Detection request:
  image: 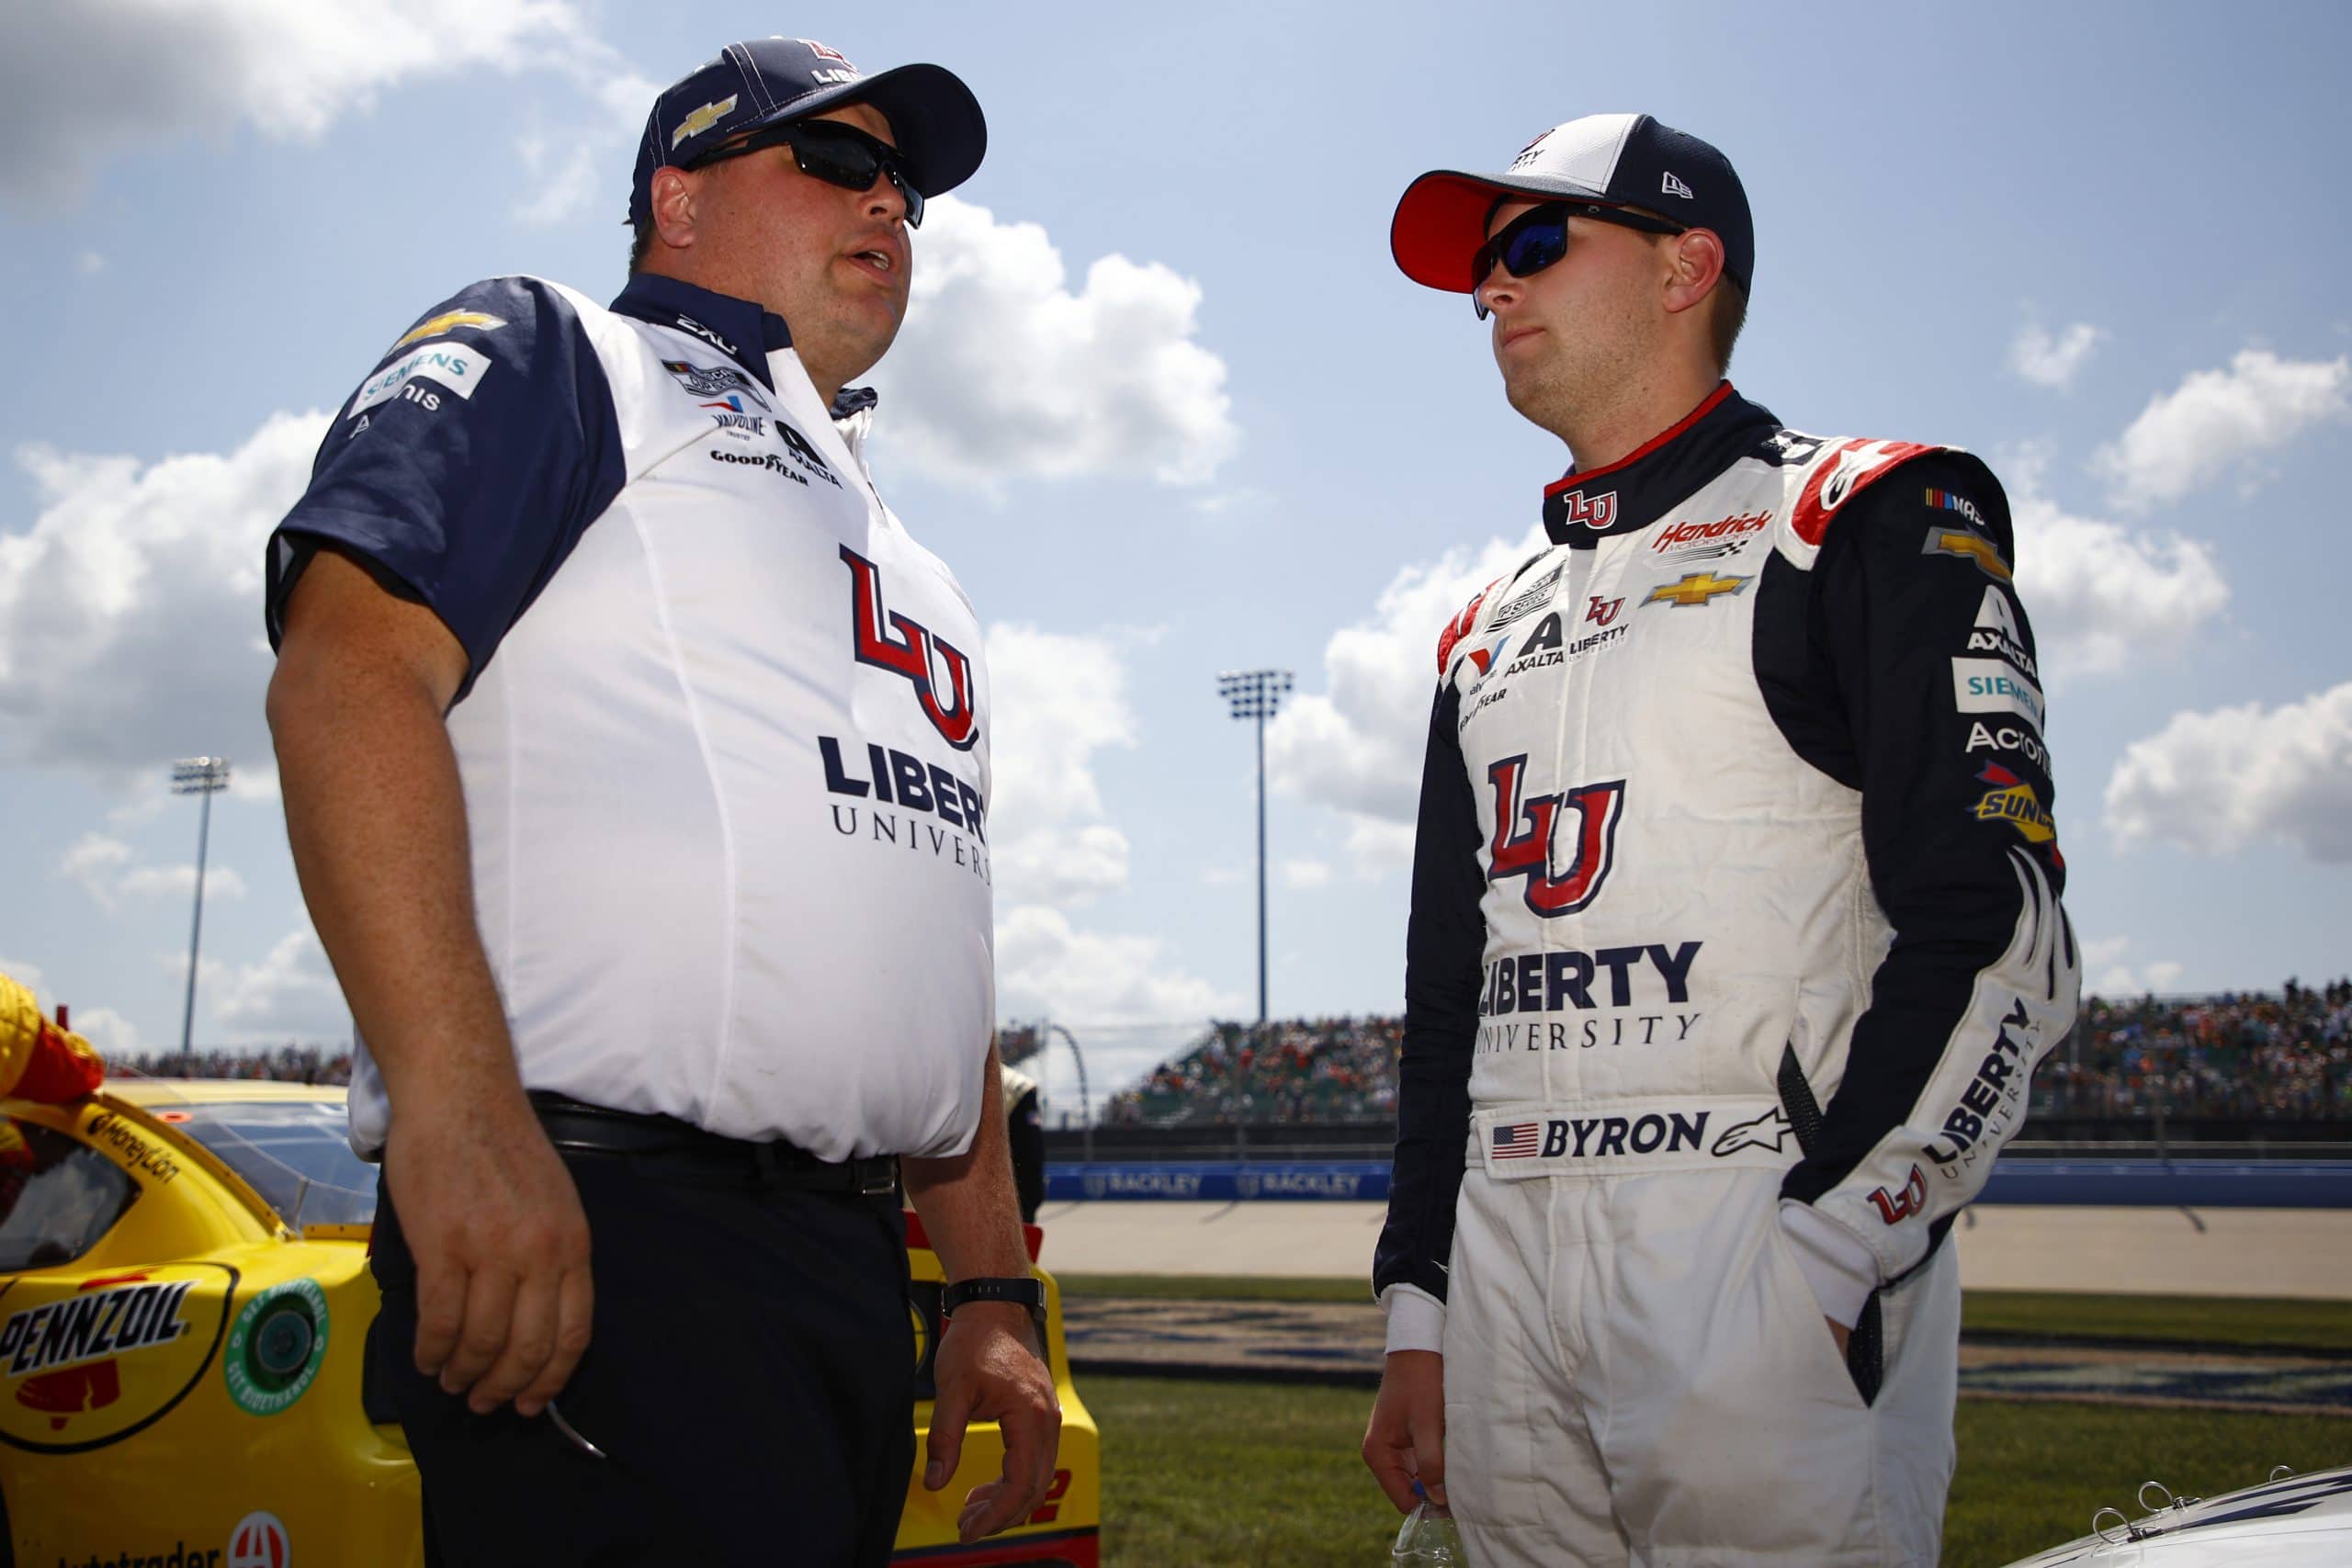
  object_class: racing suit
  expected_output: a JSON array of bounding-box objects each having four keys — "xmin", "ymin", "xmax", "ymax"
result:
[{"xmin": 1373, "ymin": 384, "xmax": 2078, "ymax": 1566}]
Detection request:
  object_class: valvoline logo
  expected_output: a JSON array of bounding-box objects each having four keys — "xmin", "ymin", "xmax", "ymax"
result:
[{"xmin": 840, "ymin": 546, "xmax": 978, "ymax": 750}]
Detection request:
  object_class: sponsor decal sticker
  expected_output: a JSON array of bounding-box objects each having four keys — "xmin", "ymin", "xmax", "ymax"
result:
[
  {"xmin": 671, "ymin": 94, "xmax": 738, "ymax": 149},
  {"xmin": 1492, "ymin": 1122, "xmax": 1542, "ymax": 1160},
  {"xmin": 1643, "ymin": 571, "xmax": 1750, "ymax": 608},
  {"xmin": 1867, "ymin": 1165, "xmax": 1929, "ymax": 1225},
  {"xmin": 1488, "ymin": 560, "xmax": 1562, "ymax": 626},
  {"xmin": 675, "ymin": 313, "xmax": 736, "ymax": 355},
  {"xmin": 83, "ymin": 1111, "xmax": 181, "ymax": 1185},
  {"xmin": 347, "ymin": 343, "xmax": 492, "ymax": 417},
  {"xmin": 1485, "ymin": 761, "xmax": 1624, "ymax": 917},
  {"xmin": 1583, "ymin": 594, "xmax": 1625, "ymax": 626},
  {"xmin": 390, "ymin": 309, "xmax": 505, "ymax": 352},
  {"xmin": 1923, "ymin": 526, "xmax": 2012, "ymax": 581},
  {"xmin": 1649, "ymin": 508, "xmax": 1770, "ymax": 556},
  {"xmin": 1709, "ymin": 1106, "xmax": 1793, "ymax": 1157},
  {"xmin": 660, "ymin": 358, "xmax": 768, "ymax": 406},
  {"xmin": 1965, "ymin": 720, "xmax": 2049, "ymax": 770},
  {"xmin": 840, "ymin": 546, "xmax": 980, "ymax": 750},
  {"xmin": 1971, "ymin": 763, "xmax": 2057, "ymax": 843},
  {"xmin": 223, "ymin": 1279, "xmax": 329, "ymax": 1417},
  {"xmin": 1925, "ymin": 486, "xmax": 1990, "ymax": 531},
  {"xmin": 1924, "ymin": 999, "xmax": 2037, "ymax": 1174},
  {"xmin": 1952, "ymin": 658, "xmax": 2046, "ymax": 728},
  {"xmin": 1556, "ymin": 488, "xmax": 1619, "ymax": 531},
  {"xmin": 226, "ymin": 1510, "xmax": 290, "ymax": 1568},
  {"xmin": 0, "ymin": 1262, "xmax": 233, "ymax": 1453}
]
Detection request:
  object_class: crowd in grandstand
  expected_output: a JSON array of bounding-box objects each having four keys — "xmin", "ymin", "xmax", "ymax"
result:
[
  {"xmin": 96, "ymin": 981, "xmax": 2352, "ymax": 1126},
  {"xmin": 1103, "ymin": 980, "xmax": 2352, "ymax": 1127},
  {"xmin": 119, "ymin": 1045, "xmax": 353, "ymax": 1086}
]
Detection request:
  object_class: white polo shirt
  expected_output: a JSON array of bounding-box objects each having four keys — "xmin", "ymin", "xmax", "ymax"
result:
[{"xmin": 268, "ymin": 273, "xmax": 993, "ymax": 1162}]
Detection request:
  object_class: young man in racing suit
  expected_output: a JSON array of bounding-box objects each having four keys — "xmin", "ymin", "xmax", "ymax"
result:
[{"xmin": 1361, "ymin": 114, "xmax": 2078, "ymax": 1566}]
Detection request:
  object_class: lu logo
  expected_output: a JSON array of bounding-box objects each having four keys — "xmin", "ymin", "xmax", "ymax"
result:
[{"xmin": 841, "ymin": 547, "xmax": 979, "ymax": 750}]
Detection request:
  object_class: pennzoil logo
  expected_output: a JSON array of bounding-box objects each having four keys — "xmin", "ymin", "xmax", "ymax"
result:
[
  {"xmin": 672, "ymin": 94, "xmax": 739, "ymax": 148},
  {"xmin": 3, "ymin": 1280, "xmax": 192, "ymax": 1379},
  {"xmin": 0, "ymin": 1263, "xmax": 233, "ymax": 1451},
  {"xmin": 1644, "ymin": 571, "xmax": 1749, "ymax": 608},
  {"xmin": 1971, "ymin": 763, "xmax": 2055, "ymax": 843},
  {"xmin": 390, "ymin": 310, "xmax": 506, "ymax": 352}
]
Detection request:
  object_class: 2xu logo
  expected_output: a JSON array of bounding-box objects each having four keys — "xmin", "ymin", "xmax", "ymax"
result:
[
  {"xmin": 841, "ymin": 546, "xmax": 978, "ymax": 750},
  {"xmin": 1486, "ymin": 757, "xmax": 1623, "ymax": 916}
]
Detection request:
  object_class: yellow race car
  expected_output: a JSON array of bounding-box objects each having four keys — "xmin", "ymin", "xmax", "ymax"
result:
[{"xmin": 0, "ymin": 1077, "xmax": 1100, "ymax": 1567}]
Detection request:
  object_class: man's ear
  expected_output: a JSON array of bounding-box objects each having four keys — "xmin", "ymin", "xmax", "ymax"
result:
[
  {"xmin": 650, "ymin": 166, "xmax": 698, "ymax": 253},
  {"xmin": 1663, "ymin": 227, "xmax": 1725, "ymax": 319}
]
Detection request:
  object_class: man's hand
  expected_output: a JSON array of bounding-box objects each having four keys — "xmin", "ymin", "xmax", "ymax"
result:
[
  {"xmin": 387, "ymin": 1089, "xmax": 593, "ymax": 1418},
  {"xmin": 1363, "ymin": 1348, "xmax": 1446, "ymax": 1514},
  {"xmin": 922, "ymin": 1303, "xmax": 1061, "ymax": 1543}
]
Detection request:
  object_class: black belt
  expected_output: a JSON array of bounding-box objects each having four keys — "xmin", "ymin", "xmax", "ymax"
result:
[{"xmin": 527, "ymin": 1091, "xmax": 899, "ymax": 1196}]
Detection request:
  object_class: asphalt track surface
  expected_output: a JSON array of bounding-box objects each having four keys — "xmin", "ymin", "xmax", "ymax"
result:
[
  {"xmin": 1034, "ymin": 1201, "xmax": 2352, "ymax": 1299},
  {"xmin": 1040, "ymin": 1202, "xmax": 2352, "ymax": 1415}
]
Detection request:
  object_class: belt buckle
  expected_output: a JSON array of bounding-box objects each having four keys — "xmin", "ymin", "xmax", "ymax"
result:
[{"xmin": 858, "ymin": 1156, "xmax": 898, "ymax": 1197}]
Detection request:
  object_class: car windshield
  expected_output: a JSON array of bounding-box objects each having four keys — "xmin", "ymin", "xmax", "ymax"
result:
[{"xmin": 162, "ymin": 1100, "xmax": 378, "ymax": 1228}]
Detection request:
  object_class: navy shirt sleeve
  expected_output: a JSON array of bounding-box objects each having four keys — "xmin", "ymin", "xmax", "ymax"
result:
[
  {"xmin": 265, "ymin": 276, "xmax": 626, "ymax": 700},
  {"xmin": 1777, "ymin": 451, "xmax": 2079, "ymax": 1277},
  {"xmin": 1373, "ymin": 678, "xmax": 1487, "ymax": 1306}
]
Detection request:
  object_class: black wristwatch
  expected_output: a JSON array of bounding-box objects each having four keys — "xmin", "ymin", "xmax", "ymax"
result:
[{"xmin": 940, "ymin": 1276, "xmax": 1047, "ymax": 1344}]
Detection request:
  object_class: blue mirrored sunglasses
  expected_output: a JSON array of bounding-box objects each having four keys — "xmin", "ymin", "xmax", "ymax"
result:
[{"xmin": 1472, "ymin": 202, "xmax": 1687, "ymax": 319}]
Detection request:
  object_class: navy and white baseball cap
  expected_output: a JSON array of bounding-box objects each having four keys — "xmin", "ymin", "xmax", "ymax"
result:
[
  {"xmin": 1392, "ymin": 113, "xmax": 1753, "ymax": 296},
  {"xmin": 628, "ymin": 38, "xmax": 987, "ymax": 227}
]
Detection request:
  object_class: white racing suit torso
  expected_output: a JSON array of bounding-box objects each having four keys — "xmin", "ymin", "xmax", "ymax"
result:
[{"xmin": 1374, "ymin": 385, "xmax": 2079, "ymax": 1567}]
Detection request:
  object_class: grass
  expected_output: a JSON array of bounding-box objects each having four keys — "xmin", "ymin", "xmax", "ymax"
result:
[
  {"xmin": 1083, "ymin": 1373, "xmax": 2348, "ymax": 1568},
  {"xmin": 1058, "ymin": 1274, "xmax": 2352, "ymax": 1350}
]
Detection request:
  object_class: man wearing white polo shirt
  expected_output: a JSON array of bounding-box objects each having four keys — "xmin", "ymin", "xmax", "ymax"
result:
[{"xmin": 266, "ymin": 37, "xmax": 1055, "ymax": 1565}]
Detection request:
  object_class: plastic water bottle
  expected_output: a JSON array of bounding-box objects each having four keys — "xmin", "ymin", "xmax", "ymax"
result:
[{"xmin": 1392, "ymin": 1497, "xmax": 1465, "ymax": 1564}]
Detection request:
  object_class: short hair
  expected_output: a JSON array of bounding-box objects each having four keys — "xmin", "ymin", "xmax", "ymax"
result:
[
  {"xmin": 628, "ymin": 217, "xmax": 653, "ymax": 275},
  {"xmin": 1707, "ymin": 275, "xmax": 1747, "ymax": 376}
]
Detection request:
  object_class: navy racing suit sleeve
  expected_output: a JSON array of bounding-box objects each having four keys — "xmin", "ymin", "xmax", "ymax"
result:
[
  {"xmin": 265, "ymin": 276, "xmax": 627, "ymax": 701},
  {"xmin": 1772, "ymin": 452, "xmax": 2081, "ymax": 1323},
  {"xmin": 1373, "ymin": 675, "xmax": 1488, "ymax": 1341}
]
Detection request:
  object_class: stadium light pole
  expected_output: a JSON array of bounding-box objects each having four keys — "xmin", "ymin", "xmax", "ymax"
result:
[
  {"xmin": 171, "ymin": 757, "xmax": 232, "ymax": 1058},
  {"xmin": 1042, "ymin": 1021, "xmax": 1093, "ymax": 1168},
  {"xmin": 1217, "ymin": 669, "xmax": 1292, "ymax": 1154}
]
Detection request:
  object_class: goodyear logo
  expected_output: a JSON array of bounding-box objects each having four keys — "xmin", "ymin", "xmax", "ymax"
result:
[
  {"xmin": 672, "ymin": 94, "xmax": 738, "ymax": 149},
  {"xmin": 390, "ymin": 310, "xmax": 506, "ymax": 352},
  {"xmin": 1972, "ymin": 764, "xmax": 2056, "ymax": 843}
]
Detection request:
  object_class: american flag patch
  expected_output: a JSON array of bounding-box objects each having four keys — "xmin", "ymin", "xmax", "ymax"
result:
[{"xmin": 1492, "ymin": 1122, "xmax": 1542, "ymax": 1160}]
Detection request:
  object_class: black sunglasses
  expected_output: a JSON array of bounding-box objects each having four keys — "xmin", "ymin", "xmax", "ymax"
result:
[
  {"xmin": 1471, "ymin": 202, "xmax": 1687, "ymax": 319},
  {"xmin": 687, "ymin": 119, "xmax": 926, "ymax": 228}
]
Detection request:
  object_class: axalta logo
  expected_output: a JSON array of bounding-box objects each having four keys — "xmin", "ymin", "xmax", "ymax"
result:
[
  {"xmin": 840, "ymin": 546, "xmax": 979, "ymax": 750},
  {"xmin": 1485, "ymin": 760, "xmax": 1623, "ymax": 916},
  {"xmin": 1971, "ymin": 763, "xmax": 2056, "ymax": 843},
  {"xmin": 1650, "ymin": 509, "xmax": 1770, "ymax": 554}
]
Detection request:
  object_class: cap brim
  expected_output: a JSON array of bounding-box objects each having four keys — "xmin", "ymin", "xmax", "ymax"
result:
[
  {"xmin": 1391, "ymin": 169, "xmax": 1611, "ymax": 292},
  {"xmin": 747, "ymin": 62, "xmax": 989, "ymax": 197}
]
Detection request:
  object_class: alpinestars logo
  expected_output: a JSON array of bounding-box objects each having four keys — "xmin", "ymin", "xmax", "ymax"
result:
[
  {"xmin": 841, "ymin": 547, "xmax": 979, "ymax": 750},
  {"xmin": 1485, "ymin": 759, "xmax": 1623, "ymax": 916}
]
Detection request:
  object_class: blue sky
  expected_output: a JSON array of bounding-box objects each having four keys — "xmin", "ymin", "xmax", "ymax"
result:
[{"xmin": 1, "ymin": 1, "xmax": 2346, "ymax": 1104}]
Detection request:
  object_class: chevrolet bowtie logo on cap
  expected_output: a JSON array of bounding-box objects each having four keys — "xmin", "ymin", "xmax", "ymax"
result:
[
  {"xmin": 672, "ymin": 95, "xmax": 739, "ymax": 149},
  {"xmin": 1644, "ymin": 572, "xmax": 1751, "ymax": 608}
]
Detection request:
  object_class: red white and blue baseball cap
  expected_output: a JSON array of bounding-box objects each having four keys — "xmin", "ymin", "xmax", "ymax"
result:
[
  {"xmin": 1392, "ymin": 113, "xmax": 1753, "ymax": 296},
  {"xmin": 628, "ymin": 38, "xmax": 987, "ymax": 227}
]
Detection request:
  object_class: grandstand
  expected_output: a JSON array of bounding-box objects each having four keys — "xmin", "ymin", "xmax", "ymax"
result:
[{"xmin": 1088, "ymin": 982, "xmax": 2352, "ymax": 1156}]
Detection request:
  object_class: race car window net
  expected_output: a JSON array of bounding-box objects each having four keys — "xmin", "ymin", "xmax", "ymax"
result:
[
  {"xmin": 167, "ymin": 1100, "xmax": 377, "ymax": 1229},
  {"xmin": 0, "ymin": 1118, "xmax": 141, "ymax": 1271}
]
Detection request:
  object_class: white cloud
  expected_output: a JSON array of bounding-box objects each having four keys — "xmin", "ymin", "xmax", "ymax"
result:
[
  {"xmin": 2105, "ymin": 681, "xmax": 2352, "ymax": 863},
  {"xmin": 2008, "ymin": 321, "xmax": 2105, "ymax": 390},
  {"xmin": 0, "ymin": 409, "xmax": 327, "ymax": 778},
  {"xmin": 0, "ymin": 0, "xmax": 632, "ymax": 206},
  {"xmin": 2092, "ymin": 349, "xmax": 2350, "ymax": 511},
  {"xmin": 0, "ymin": 958, "xmax": 46, "ymax": 997},
  {"xmin": 213, "ymin": 928, "xmax": 348, "ymax": 1040},
  {"xmin": 995, "ymin": 905, "xmax": 1238, "ymax": 1028},
  {"xmin": 2006, "ymin": 450, "xmax": 2230, "ymax": 680},
  {"xmin": 984, "ymin": 622, "xmax": 1140, "ymax": 908},
  {"xmin": 74, "ymin": 251, "xmax": 104, "ymax": 276},
  {"xmin": 1280, "ymin": 858, "xmax": 1332, "ymax": 889},
  {"xmin": 57, "ymin": 829, "xmax": 250, "ymax": 913},
  {"xmin": 1266, "ymin": 526, "xmax": 1546, "ymax": 873},
  {"xmin": 871, "ymin": 196, "xmax": 1239, "ymax": 489},
  {"xmin": 73, "ymin": 1007, "xmax": 143, "ymax": 1058},
  {"xmin": 2082, "ymin": 936, "xmax": 2185, "ymax": 998}
]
